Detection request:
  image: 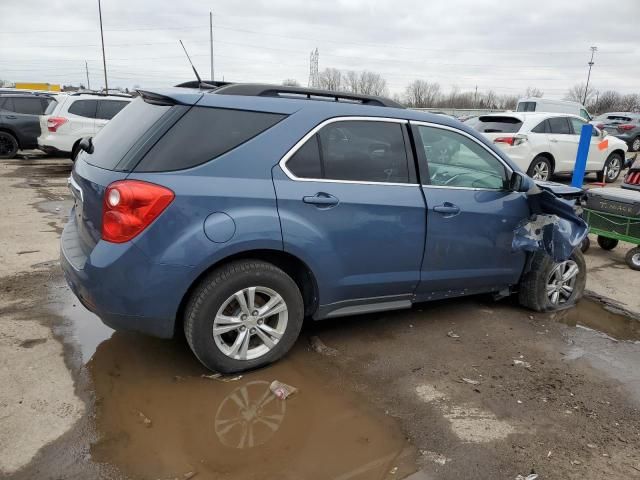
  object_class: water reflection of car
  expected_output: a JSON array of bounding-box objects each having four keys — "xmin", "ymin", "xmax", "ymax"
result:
[
  {"xmin": 61, "ymin": 83, "xmax": 587, "ymax": 374},
  {"xmin": 468, "ymin": 112, "xmax": 628, "ymax": 183}
]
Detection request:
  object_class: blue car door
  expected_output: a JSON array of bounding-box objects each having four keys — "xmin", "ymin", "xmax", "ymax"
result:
[
  {"xmin": 410, "ymin": 122, "xmax": 530, "ymax": 299},
  {"xmin": 272, "ymin": 118, "xmax": 426, "ymax": 317}
]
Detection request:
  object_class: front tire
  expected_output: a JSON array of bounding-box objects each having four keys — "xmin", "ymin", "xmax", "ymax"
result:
[
  {"xmin": 626, "ymin": 247, "xmax": 640, "ymax": 271},
  {"xmin": 184, "ymin": 260, "xmax": 304, "ymax": 373},
  {"xmin": 518, "ymin": 249, "xmax": 586, "ymax": 312},
  {"xmin": 0, "ymin": 132, "xmax": 19, "ymax": 159},
  {"xmin": 527, "ymin": 156, "xmax": 552, "ymax": 181}
]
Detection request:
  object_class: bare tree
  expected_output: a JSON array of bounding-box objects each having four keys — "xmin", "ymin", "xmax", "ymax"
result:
[
  {"xmin": 282, "ymin": 78, "xmax": 300, "ymax": 87},
  {"xmin": 357, "ymin": 71, "xmax": 388, "ymax": 96},
  {"xmin": 592, "ymin": 90, "xmax": 621, "ymax": 114},
  {"xmin": 317, "ymin": 68, "xmax": 342, "ymax": 91},
  {"xmin": 620, "ymin": 93, "xmax": 640, "ymax": 112},
  {"xmin": 404, "ymin": 80, "xmax": 441, "ymax": 107},
  {"xmin": 565, "ymin": 83, "xmax": 596, "ymax": 104},
  {"xmin": 525, "ymin": 87, "xmax": 544, "ymax": 98}
]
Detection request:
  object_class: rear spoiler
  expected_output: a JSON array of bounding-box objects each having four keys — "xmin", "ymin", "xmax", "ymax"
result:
[{"xmin": 137, "ymin": 90, "xmax": 179, "ymax": 107}]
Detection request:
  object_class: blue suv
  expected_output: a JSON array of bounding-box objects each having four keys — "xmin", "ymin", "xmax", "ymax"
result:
[{"xmin": 61, "ymin": 84, "xmax": 586, "ymax": 372}]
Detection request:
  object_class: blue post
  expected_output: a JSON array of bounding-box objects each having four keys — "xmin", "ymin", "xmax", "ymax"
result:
[{"xmin": 571, "ymin": 123, "xmax": 593, "ymax": 187}]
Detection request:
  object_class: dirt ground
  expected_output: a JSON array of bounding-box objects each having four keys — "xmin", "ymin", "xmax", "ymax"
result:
[{"xmin": 1, "ymin": 155, "xmax": 640, "ymax": 480}]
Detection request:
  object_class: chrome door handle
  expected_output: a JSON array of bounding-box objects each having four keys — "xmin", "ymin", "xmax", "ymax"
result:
[
  {"xmin": 550, "ymin": 139, "xmax": 558, "ymax": 143},
  {"xmin": 433, "ymin": 203, "xmax": 460, "ymax": 215}
]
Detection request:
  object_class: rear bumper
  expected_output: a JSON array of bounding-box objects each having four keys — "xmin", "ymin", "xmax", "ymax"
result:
[
  {"xmin": 60, "ymin": 219, "xmax": 195, "ymax": 338},
  {"xmin": 39, "ymin": 144, "xmax": 70, "ymax": 156}
]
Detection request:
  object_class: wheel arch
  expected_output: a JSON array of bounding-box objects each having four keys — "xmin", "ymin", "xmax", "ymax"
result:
[
  {"xmin": 530, "ymin": 152, "xmax": 555, "ymax": 173},
  {"xmin": 175, "ymin": 249, "xmax": 319, "ymax": 335}
]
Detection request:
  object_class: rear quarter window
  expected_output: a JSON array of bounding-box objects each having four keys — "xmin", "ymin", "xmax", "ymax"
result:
[
  {"xmin": 471, "ymin": 116, "xmax": 523, "ymax": 133},
  {"xmin": 134, "ymin": 107, "xmax": 286, "ymax": 172}
]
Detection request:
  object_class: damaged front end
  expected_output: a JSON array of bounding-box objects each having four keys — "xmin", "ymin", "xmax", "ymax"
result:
[{"xmin": 513, "ymin": 179, "xmax": 588, "ymax": 262}]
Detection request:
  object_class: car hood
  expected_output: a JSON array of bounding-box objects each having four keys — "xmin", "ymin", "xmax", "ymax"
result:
[{"xmin": 533, "ymin": 179, "xmax": 584, "ymax": 199}]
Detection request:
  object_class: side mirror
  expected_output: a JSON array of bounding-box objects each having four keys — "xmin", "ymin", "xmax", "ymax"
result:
[
  {"xmin": 78, "ymin": 136, "xmax": 94, "ymax": 155},
  {"xmin": 509, "ymin": 171, "xmax": 532, "ymax": 192}
]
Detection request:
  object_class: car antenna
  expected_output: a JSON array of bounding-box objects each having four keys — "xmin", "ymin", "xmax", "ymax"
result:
[{"xmin": 179, "ymin": 40, "xmax": 215, "ymax": 90}]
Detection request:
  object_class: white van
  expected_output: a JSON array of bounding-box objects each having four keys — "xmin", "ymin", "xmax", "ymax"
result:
[{"xmin": 516, "ymin": 98, "xmax": 591, "ymax": 121}]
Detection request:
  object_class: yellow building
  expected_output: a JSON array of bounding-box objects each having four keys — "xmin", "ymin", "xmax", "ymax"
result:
[{"xmin": 14, "ymin": 82, "xmax": 61, "ymax": 92}]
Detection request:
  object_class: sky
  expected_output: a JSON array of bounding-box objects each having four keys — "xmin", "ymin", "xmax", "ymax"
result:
[{"xmin": 1, "ymin": 0, "xmax": 638, "ymax": 99}]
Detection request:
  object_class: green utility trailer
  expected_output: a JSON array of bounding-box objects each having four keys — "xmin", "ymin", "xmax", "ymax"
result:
[{"xmin": 581, "ymin": 185, "xmax": 640, "ymax": 270}]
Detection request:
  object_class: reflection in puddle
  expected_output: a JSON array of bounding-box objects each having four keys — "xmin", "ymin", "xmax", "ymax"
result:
[
  {"xmin": 62, "ymin": 302, "xmax": 416, "ymax": 480},
  {"xmin": 558, "ymin": 298, "xmax": 640, "ymax": 341}
]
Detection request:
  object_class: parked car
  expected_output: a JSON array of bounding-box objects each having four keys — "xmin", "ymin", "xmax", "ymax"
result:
[
  {"xmin": 38, "ymin": 93, "xmax": 131, "ymax": 158},
  {"xmin": 592, "ymin": 112, "xmax": 640, "ymax": 153},
  {"xmin": 61, "ymin": 84, "xmax": 587, "ymax": 373},
  {"xmin": 467, "ymin": 112, "xmax": 628, "ymax": 183},
  {"xmin": 517, "ymin": 97, "xmax": 592, "ymax": 121},
  {"xmin": 0, "ymin": 93, "xmax": 55, "ymax": 158}
]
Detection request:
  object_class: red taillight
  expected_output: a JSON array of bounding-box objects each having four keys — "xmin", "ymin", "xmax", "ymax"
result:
[
  {"xmin": 47, "ymin": 116, "xmax": 68, "ymax": 132},
  {"xmin": 617, "ymin": 124, "xmax": 635, "ymax": 131},
  {"xmin": 494, "ymin": 137, "xmax": 515, "ymax": 146},
  {"xmin": 102, "ymin": 180, "xmax": 174, "ymax": 243}
]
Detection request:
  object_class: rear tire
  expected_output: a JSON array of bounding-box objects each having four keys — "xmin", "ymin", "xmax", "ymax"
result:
[
  {"xmin": 599, "ymin": 152, "xmax": 623, "ymax": 183},
  {"xmin": 630, "ymin": 136, "xmax": 640, "ymax": 153},
  {"xmin": 0, "ymin": 132, "xmax": 19, "ymax": 159},
  {"xmin": 580, "ymin": 236, "xmax": 590, "ymax": 253},
  {"xmin": 518, "ymin": 249, "xmax": 586, "ymax": 312},
  {"xmin": 597, "ymin": 236, "xmax": 618, "ymax": 250},
  {"xmin": 527, "ymin": 156, "xmax": 552, "ymax": 181},
  {"xmin": 626, "ymin": 247, "xmax": 640, "ymax": 271},
  {"xmin": 184, "ymin": 260, "xmax": 304, "ymax": 373}
]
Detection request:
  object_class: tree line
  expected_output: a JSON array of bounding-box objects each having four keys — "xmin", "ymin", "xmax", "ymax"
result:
[{"xmin": 284, "ymin": 68, "xmax": 640, "ymax": 114}]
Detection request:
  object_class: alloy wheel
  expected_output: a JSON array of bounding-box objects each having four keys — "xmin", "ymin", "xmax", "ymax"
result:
[
  {"xmin": 0, "ymin": 135, "xmax": 16, "ymax": 157},
  {"xmin": 532, "ymin": 161, "xmax": 550, "ymax": 181},
  {"xmin": 546, "ymin": 260, "xmax": 579, "ymax": 305},
  {"xmin": 632, "ymin": 137, "xmax": 640, "ymax": 152},
  {"xmin": 212, "ymin": 286, "xmax": 288, "ymax": 361},
  {"xmin": 606, "ymin": 157, "xmax": 621, "ymax": 181}
]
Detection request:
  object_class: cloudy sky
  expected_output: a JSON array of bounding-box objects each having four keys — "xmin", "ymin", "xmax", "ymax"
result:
[{"xmin": 1, "ymin": 0, "xmax": 638, "ymax": 99}]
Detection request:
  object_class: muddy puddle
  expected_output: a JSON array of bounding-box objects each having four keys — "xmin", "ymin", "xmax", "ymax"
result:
[
  {"xmin": 62, "ymin": 300, "xmax": 417, "ymax": 480},
  {"xmin": 557, "ymin": 298, "xmax": 640, "ymax": 341}
]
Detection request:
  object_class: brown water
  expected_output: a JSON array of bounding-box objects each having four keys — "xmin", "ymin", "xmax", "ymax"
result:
[
  {"xmin": 558, "ymin": 298, "xmax": 640, "ymax": 341},
  {"xmin": 63, "ymin": 299, "xmax": 416, "ymax": 480}
]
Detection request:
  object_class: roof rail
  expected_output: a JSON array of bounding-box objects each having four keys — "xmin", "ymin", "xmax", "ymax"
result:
[
  {"xmin": 213, "ymin": 83, "xmax": 404, "ymax": 108},
  {"xmin": 69, "ymin": 91, "xmax": 133, "ymax": 98}
]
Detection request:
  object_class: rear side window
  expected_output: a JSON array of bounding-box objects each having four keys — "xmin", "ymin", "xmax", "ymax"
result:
[
  {"xmin": 548, "ymin": 117, "xmax": 571, "ymax": 134},
  {"xmin": 96, "ymin": 100, "xmax": 129, "ymax": 120},
  {"xmin": 286, "ymin": 121, "xmax": 410, "ymax": 183},
  {"xmin": 83, "ymin": 97, "xmax": 170, "ymax": 170},
  {"xmin": 4, "ymin": 97, "xmax": 46, "ymax": 115},
  {"xmin": 68, "ymin": 99, "xmax": 97, "ymax": 118},
  {"xmin": 517, "ymin": 101, "xmax": 536, "ymax": 112},
  {"xmin": 135, "ymin": 107, "xmax": 286, "ymax": 172},
  {"xmin": 470, "ymin": 116, "xmax": 523, "ymax": 133},
  {"xmin": 531, "ymin": 120, "xmax": 549, "ymax": 133},
  {"xmin": 44, "ymin": 99, "xmax": 58, "ymax": 115}
]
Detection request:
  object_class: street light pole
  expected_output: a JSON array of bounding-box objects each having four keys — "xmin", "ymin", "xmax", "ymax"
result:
[
  {"xmin": 209, "ymin": 11, "xmax": 214, "ymax": 81},
  {"xmin": 583, "ymin": 46, "xmax": 597, "ymax": 105},
  {"xmin": 98, "ymin": 0, "xmax": 108, "ymax": 93}
]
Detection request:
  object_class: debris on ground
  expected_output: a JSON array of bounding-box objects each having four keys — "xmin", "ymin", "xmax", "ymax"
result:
[
  {"xmin": 201, "ymin": 373, "xmax": 242, "ymax": 382},
  {"xmin": 447, "ymin": 331, "xmax": 460, "ymax": 338},
  {"xmin": 420, "ymin": 450, "xmax": 450, "ymax": 465},
  {"xmin": 513, "ymin": 359, "xmax": 532, "ymax": 369},
  {"xmin": 138, "ymin": 411, "xmax": 152, "ymax": 427},
  {"xmin": 461, "ymin": 377, "xmax": 481, "ymax": 385},
  {"xmin": 270, "ymin": 380, "xmax": 298, "ymax": 400},
  {"xmin": 309, "ymin": 336, "xmax": 339, "ymax": 356},
  {"xmin": 389, "ymin": 466, "xmax": 398, "ymax": 475},
  {"xmin": 515, "ymin": 474, "xmax": 538, "ymax": 480}
]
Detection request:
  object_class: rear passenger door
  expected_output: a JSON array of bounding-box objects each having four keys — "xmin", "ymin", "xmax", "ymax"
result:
[
  {"xmin": 273, "ymin": 118, "xmax": 426, "ymax": 315},
  {"xmin": 95, "ymin": 100, "xmax": 130, "ymax": 131},
  {"xmin": 547, "ymin": 116, "xmax": 578, "ymax": 172},
  {"xmin": 66, "ymin": 99, "xmax": 98, "ymax": 136}
]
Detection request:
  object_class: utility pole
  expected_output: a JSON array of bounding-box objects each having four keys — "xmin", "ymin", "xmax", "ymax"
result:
[
  {"xmin": 209, "ymin": 11, "xmax": 214, "ymax": 81},
  {"xmin": 85, "ymin": 61, "xmax": 91, "ymax": 90},
  {"xmin": 474, "ymin": 85, "xmax": 478, "ymax": 107},
  {"xmin": 98, "ymin": 0, "xmax": 108, "ymax": 93},
  {"xmin": 583, "ymin": 46, "xmax": 597, "ymax": 105}
]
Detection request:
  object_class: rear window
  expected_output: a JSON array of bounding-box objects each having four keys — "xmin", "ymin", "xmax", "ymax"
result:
[
  {"xmin": 469, "ymin": 116, "xmax": 523, "ymax": 133},
  {"xmin": 517, "ymin": 101, "xmax": 536, "ymax": 112},
  {"xmin": 68, "ymin": 99, "xmax": 97, "ymax": 118},
  {"xmin": 134, "ymin": 107, "xmax": 286, "ymax": 172},
  {"xmin": 83, "ymin": 97, "xmax": 170, "ymax": 170}
]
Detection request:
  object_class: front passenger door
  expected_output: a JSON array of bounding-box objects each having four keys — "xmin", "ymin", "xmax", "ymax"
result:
[{"xmin": 412, "ymin": 123, "xmax": 530, "ymax": 298}]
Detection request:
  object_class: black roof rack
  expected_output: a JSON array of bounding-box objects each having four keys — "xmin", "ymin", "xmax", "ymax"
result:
[
  {"xmin": 213, "ymin": 83, "xmax": 404, "ymax": 108},
  {"xmin": 69, "ymin": 91, "xmax": 133, "ymax": 98}
]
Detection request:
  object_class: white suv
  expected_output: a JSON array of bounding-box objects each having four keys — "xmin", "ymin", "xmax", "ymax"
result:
[
  {"xmin": 38, "ymin": 93, "xmax": 131, "ymax": 158},
  {"xmin": 468, "ymin": 112, "xmax": 628, "ymax": 183}
]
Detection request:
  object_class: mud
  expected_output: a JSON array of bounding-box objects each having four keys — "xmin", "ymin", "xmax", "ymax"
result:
[{"xmin": 558, "ymin": 297, "xmax": 640, "ymax": 341}]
